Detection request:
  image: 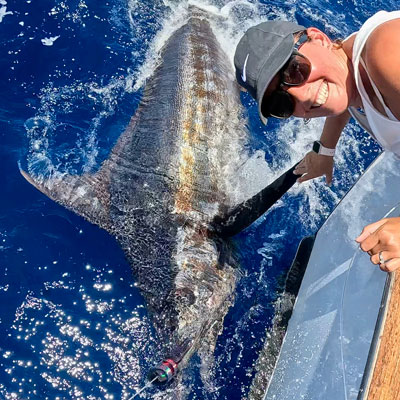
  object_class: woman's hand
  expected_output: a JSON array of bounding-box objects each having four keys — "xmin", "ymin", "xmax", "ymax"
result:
[
  {"xmin": 294, "ymin": 151, "xmax": 334, "ymax": 185},
  {"xmin": 355, "ymin": 217, "xmax": 400, "ymax": 272}
]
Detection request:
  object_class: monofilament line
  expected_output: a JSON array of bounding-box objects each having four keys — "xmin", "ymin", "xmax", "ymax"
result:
[{"xmin": 128, "ymin": 376, "xmax": 158, "ymax": 400}]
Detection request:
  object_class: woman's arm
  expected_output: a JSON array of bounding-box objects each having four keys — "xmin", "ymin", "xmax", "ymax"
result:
[
  {"xmin": 294, "ymin": 110, "xmax": 350, "ymax": 184},
  {"xmin": 356, "ymin": 19, "xmax": 400, "ymax": 272},
  {"xmin": 364, "ymin": 18, "xmax": 400, "ymax": 119}
]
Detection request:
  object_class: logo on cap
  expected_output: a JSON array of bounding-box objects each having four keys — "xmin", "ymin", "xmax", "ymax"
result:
[{"xmin": 241, "ymin": 54, "xmax": 249, "ymax": 82}]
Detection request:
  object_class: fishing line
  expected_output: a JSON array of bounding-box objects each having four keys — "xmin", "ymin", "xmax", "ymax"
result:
[{"xmin": 128, "ymin": 375, "xmax": 158, "ymax": 400}]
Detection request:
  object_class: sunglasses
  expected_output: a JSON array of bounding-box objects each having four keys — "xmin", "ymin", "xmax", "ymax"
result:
[{"xmin": 261, "ymin": 49, "xmax": 312, "ymax": 119}]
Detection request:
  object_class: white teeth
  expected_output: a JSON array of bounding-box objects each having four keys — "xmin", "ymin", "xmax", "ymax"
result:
[{"xmin": 313, "ymin": 81, "xmax": 329, "ymax": 107}]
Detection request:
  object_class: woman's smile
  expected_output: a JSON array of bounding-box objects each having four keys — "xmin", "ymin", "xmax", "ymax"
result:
[{"xmin": 313, "ymin": 80, "xmax": 329, "ymax": 107}]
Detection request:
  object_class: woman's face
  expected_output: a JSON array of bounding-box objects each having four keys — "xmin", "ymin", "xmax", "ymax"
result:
[{"xmin": 280, "ymin": 28, "xmax": 356, "ymax": 119}]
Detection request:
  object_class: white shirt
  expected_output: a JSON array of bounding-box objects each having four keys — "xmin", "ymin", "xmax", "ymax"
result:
[{"xmin": 348, "ymin": 10, "xmax": 400, "ymax": 157}]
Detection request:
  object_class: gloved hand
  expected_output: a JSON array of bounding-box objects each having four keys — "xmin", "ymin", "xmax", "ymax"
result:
[{"xmin": 294, "ymin": 151, "xmax": 334, "ymax": 185}]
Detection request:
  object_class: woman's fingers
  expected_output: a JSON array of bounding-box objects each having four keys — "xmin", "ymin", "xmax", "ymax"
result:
[
  {"xmin": 294, "ymin": 151, "xmax": 334, "ymax": 185},
  {"xmin": 379, "ymin": 257, "xmax": 400, "ymax": 272},
  {"xmin": 293, "ymin": 159, "xmax": 306, "ymax": 174},
  {"xmin": 294, "ymin": 165, "xmax": 306, "ymax": 174},
  {"xmin": 355, "ymin": 219, "xmax": 387, "ymax": 245},
  {"xmin": 370, "ymin": 250, "xmax": 396, "ymax": 265},
  {"xmin": 297, "ymin": 173, "xmax": 318, "ymax": 183},
  {"xmin": 325, "ymin": 168, "xmax": 333, "ymax": 185},
  {"xmin": 357, "ymin": 218, "xmax": 400, "ymax": 272}
]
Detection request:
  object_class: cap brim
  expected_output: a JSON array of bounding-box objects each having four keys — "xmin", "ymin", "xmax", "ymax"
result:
[{"xmin": 256, "ymin": 35, "xmax": 295, "ymax": 125}]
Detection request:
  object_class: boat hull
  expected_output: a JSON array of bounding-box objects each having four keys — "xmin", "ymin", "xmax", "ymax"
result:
[{"xmin": 264, "ymin": 151, "xmax": 400, "ymax": 399}]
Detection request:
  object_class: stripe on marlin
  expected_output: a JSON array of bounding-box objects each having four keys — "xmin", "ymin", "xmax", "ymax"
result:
[{"xmin": 20, "ymin": 5, "xmax": 250, "ymax": 393}]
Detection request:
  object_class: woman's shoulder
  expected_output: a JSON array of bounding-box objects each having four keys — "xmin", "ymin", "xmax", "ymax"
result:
[
  {"xmin": 366, "ymin": 17, "xmax": 400, "ymax": 53},
  {"xmin": 364, "ymin": 18, "xmax": 400, "ymax": 117},
  {"xmin": 364, "ymin": 18, "xmax": 400, "ymax": 78}
]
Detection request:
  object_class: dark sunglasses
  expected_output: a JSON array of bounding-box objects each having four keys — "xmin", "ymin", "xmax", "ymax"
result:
[{"xmin": 261, "ymin": 49, "xmax": 312, "ymax": 119}]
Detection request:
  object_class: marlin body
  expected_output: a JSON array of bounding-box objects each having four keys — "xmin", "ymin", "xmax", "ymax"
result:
[{"xmin": 21, "ymin": 7, "xmax": 248, "ymax": 386}]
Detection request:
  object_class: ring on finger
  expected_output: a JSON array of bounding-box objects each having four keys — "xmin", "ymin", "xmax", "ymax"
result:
[{"xmin": 379, "ymin": 251, "xmax": 391, "ymax": 265}]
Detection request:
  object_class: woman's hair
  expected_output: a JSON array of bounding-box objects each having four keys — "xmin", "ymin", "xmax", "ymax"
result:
[
  {"xmin": 294, "ymin": 30, "xmax": 307, "ymax": 40},
  {"xmin": 333, "ymin": 38, "xmax": 344, "ymax": 49},
  {"xmin": 296, "ymin": 28, "xmax": 343, "ymax": 49},
  {"xmin": 294, "ymin": 30, "xmax": 307, "ymax": 44}
]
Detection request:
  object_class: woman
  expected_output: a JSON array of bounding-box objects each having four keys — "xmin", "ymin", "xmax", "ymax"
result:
[{"xmin": 234, "ymin": 11, "xmax": 400, "ymax": 272}]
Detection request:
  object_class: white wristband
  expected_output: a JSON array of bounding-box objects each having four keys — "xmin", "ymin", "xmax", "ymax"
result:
[{"xmin": 312, "ymin": 141, "xmax": 335, "ymax": 157}]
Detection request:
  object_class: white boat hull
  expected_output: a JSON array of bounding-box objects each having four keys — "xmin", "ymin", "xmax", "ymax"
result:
[{"xmin": 264, "ymin": 151, "xmax": 400, "ymax": 400}]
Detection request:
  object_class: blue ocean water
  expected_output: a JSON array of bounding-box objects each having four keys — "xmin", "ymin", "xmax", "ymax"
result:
[{"xmin": 0, "ymin": 0, "xmax": 397, "ymax": 399}]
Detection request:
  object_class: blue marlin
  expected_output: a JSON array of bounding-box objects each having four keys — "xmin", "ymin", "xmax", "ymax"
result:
[{"xmin": 21, "ymin": 6, "xmax": 249, "ymax": 388}]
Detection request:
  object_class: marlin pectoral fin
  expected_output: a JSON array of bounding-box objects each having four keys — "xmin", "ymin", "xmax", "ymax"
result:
[
  {"xmin": 211, "ymin": 162, "xmax": 301, "ymax": 238},
  {"xmin": 20, "ymin": 168, "xmax": 112, "ymax": 233}
]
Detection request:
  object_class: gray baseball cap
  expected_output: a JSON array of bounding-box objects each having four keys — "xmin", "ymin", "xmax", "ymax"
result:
[{"xmin": 234, "ymin": 20, "xmax": 305, "ymax": 124}]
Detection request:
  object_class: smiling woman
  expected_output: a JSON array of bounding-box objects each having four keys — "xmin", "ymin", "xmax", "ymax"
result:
[{"xmin": 234, "ymin": 10, "xmax": 400, "ymax": 273}]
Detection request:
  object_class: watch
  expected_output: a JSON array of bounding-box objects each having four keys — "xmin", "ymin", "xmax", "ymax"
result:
[{"xmin": 312, "ymin": 141, "xmax": 335, "ymax": 157}]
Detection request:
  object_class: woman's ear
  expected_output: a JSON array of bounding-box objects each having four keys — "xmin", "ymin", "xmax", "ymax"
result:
[{"xmin": 306, "ymin": 27, "xmax": 332, "ymax": 48}]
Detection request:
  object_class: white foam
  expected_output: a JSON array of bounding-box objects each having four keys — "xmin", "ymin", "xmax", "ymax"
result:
[
  {"xmin": 41, "ymin": 36, "xmax": 60, "ymax": 46},
  {"xmin": 132, "ymin": 0, "xmax": 270, "ymax": 90},
  {"xmin": 0, "ymin": 5, "xmax": 12, "ymax": 22},
  {"xmin": 132, "ymin": 3, "xmax": 190, "ymax": 90}
]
